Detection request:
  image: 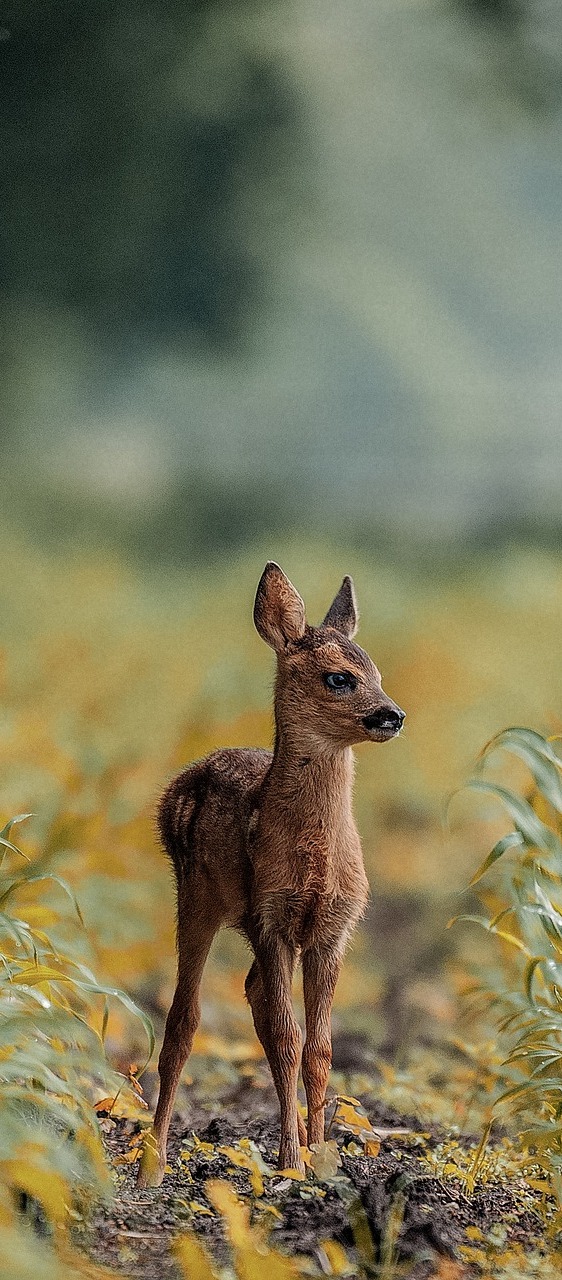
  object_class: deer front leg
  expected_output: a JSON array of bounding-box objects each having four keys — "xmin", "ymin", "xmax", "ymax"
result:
[
  {"xmin": 302, "ymin": 944, "xmax": 343, "ymax": 1148},
  {"xmin": 254, "ymin": 937, "xmax": 303, "ymax": 1173},
  {"xmin": 245, "ymin": 960, "xmax": 307, "ymax": 1148}
]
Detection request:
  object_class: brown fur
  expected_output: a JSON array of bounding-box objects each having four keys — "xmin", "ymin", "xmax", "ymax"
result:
[{"xmin": 138, "ymin": 563, "xmax": 405, "ymax": 1185}]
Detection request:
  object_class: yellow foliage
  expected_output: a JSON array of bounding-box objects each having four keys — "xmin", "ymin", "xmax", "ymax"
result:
[
  {"xmin": 333, "ymin": 1099, "xmax": 370, "ymax": 1135},
  {"xmin": 1, "ymin": 537, "xmax": 561, "ymax": 1277},
  {"xmin": 175, "ymin": 1234, "xmax": 218, "ymax": 1279},
  {"xmin": 207, "ymin": 1180, "xmax": 301, "ymax": 1280},
  {"xmin": 217, "ymin": 1143, "xmax": 269, "ymax": 1195},
  {"xmin": 364, "ymin": 1137, "xmax": 381, "ymax": 1158},
  {"xmin": 319, "ymin": 1239, "xmax": 351, "ymax": 1276},
  {"xmin": 2, "ymin": 537, "xmax": 561, "ymax": 1001},
  {"xmin": 192, "ymin": 1032, "xmax": 265, "ymax": 1062},
  {"xmin": 0, "ymin": 1152, "xmax": 67, "ymax": 1224},
  {"xmin": 458, "ymin": 1244, "xmax": 488, "ymax": 1266},
  {"xmin": 309, "ymin": 1140, "xmax": 341, "ymax": 1181},
  {"xmin": 206, "ymin": 1180, "xmax": 249, "ymax": 1250}
]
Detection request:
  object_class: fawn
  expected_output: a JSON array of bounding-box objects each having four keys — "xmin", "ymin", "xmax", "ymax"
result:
[{"xmin": 138, "ymin": 562, "xmax": 405, "ymax": 1186}]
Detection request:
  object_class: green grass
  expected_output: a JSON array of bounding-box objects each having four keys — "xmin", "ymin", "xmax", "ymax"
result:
[
  {"xmin": 454, "ymin": 728, "xmax": 562, "ymax": 1213},
  {"xmin": 0, "ymin": 814, "xmax": 152, "ymax": 1277}
]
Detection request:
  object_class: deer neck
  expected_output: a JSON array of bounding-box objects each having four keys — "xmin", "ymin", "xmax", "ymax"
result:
[{"xmin": 266, "ymin": 722, "xmax": 355, "ymax": 837}]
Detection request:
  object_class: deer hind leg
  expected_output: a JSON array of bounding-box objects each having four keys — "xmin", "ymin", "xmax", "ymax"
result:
[
  {"xmin": 245, "ymin": 959, "xmax": 307, "ymax": 1148},
  {"xmin": 302, "ymin": 945, "xmax": 342, "ymax": 1148},
  {"xmin": 137, "ymin": 883, "xmax": 220, "ymax": 1188}
]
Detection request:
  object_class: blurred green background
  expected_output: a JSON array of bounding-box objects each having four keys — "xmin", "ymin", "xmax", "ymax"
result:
[
  {"xmin": 2, "ymin": 0, "xmax": 562, "ymax": 558},
  {"xmin": 1, "ymin": 0, "xmax": 561, "ymax": 1065}
]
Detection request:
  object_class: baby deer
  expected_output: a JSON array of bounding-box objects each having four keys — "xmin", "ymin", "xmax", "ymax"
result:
[{"xmin": 138, "ymin": 563, "xmax": 404, "ymax": 1186}]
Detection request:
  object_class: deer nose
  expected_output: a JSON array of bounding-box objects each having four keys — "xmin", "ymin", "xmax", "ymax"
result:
[{"xmin": 363, "ymin": 706, "xmax": 405, "ymax": 733}]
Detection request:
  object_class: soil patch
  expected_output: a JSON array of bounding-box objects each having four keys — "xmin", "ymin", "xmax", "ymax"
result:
[{"xmin": 83, "ymin": 1083, "xmax": 545, "ymax": 1279}]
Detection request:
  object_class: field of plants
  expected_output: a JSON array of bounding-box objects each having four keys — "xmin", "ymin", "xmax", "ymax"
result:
[{"xmin": 1, "ymin": 526, "xmax": 562, "ymax": 1279}]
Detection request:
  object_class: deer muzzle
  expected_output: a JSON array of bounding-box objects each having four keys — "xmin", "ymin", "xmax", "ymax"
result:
[{"xmin": 362, "ymin": 706, "xmax": 405, "ymax": 738}]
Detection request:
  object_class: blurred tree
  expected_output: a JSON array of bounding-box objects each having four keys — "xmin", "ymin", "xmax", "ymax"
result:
[
  {"xmin": 456, "ymin": 0, "xmax": 562, "ymax": 112},
  {"xmin": 462, "ymin": 0, "xmax": 523, "ymax": 22},
  {"xmin": 0, "ymin": 0, "xmax": 299, "ymax": 350}
]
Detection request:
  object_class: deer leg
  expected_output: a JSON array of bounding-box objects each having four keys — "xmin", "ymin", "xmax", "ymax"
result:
[
  {"xmin": 302, "ymin": 945, "xmax": 343, "ymax": 1148},
  {"xmin": 245, "ymin": 959, "xmax": 307, "ymax": 1148},
  {"xmin": 252, "ymin": 937, "xmax": 304, "ymax": 1172},
  {"xmin": 138, "ymin": 892, "xmax": 219, "ymax": 1187}
]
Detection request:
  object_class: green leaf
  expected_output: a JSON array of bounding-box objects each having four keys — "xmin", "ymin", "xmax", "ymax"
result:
[
  {"xmin": 0, "ymin": 813, "xmax": 34, "ymax": 840},
  {"xmin": 496, "ymin": 1078, "xmax": 562, "ymax": 1106},
  {"xmin": 73, "ymin": 980, "xmax": 155, "ymax": 1065},
  {"xmin": 448, "ymin": 913, "xmax": 532, "ymax": 955},
  {"xmin": 525, "ymin": 956, "xmax": 546, "ymax": 1005},
  {"xmin": 0, "ymin": 873, "xmax": 85, "ymax": 925},
  {"xmin": 464, "ymin": 780, "xmax": 560, "ymax": 854},
  {"xmin": 479, "ymin": 727, "xmax": 562, "ymax": 773},
  {"xmin": 0, "ymin": 834, "xmax": 30, "ymax": 861},
  {"xmin": 489, "ymin": 905, "xmax": 515, "ymax": 929},
  {"xmin": 101, "ymin": 997, "xmax": 110, "ymax": 1045},
  {"xmin": 0, "ymin": 912, "xmax": 36, "ymax": 953},
  {"xmin": 469, "ymin": 831, "xmax": 525, "ymax": 886}
]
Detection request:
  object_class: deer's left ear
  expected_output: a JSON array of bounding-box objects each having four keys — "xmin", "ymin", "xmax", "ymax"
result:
[{"xmin": 322, "ymin": 576, "xmax": 359, "ymax": 638}]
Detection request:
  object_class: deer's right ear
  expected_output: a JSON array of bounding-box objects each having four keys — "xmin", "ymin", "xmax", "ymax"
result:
[{"xmin": 254, "ymin": 563, "xmax": 306, "ymax": 652}]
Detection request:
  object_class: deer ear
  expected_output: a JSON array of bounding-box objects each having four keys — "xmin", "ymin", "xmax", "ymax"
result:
[
  {"xmin": 254, "ymin": 562, "xmax": 306, "ymax": 652},
  {"xmin": 322, "ymin": 576, "xmax": 359, "ymax": 638}
]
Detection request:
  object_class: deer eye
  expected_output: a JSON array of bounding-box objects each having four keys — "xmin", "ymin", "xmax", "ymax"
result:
[{"xmin": 323, "ymin": 671, "xmax": 357, "ymax": 692}]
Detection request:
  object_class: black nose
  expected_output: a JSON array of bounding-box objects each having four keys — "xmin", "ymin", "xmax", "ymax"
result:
[{"xmin": 363, "ymin": 707, "xmax": 405, "ymax": 732}]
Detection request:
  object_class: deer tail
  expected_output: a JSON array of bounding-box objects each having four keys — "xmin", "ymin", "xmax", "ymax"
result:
[{"xmin": 156, "ymin": 763, "xmax": 206, "ymax": 881}]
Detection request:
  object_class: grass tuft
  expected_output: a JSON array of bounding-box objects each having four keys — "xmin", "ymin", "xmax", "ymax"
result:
[
  {"xmin": 0, "ymin": 815, "xmax": 152, "ymax": 1277},
  {"xmin": 458, "ymin": 728, "xmax": 562, "ymax": 1212}
]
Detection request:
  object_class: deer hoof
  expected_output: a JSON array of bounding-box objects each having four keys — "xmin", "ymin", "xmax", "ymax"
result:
[
  {"xmin": 137, "ymin": 1133, "xmax": 166, "ymax": 1187},
  {"xmin": 278, "ymin": 1146, "xmax": 306, "ymax": 1177},
  {"xmin": 136, "ymin": 1158, "xmax": 165, "ymax": 1189}
]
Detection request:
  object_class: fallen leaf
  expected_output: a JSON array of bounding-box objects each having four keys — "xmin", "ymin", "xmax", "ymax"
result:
[
  {"xmin": 364, "ymin": 1138, "xmax": 381, "ymax": 1158},
  {"xmin": 465, "ymin": 1226, "xmax": 484, "ymax": 1241},
  {"xmin": 217, "ymin": 1144, "xmax": 266, "ymax": 1196},
  {"xmin": 371, "ymin": 1128, "xmax": 411, "ymax": 1139},
  {"xmin": 310, "ymin": 1141, "xmax": 341, "ymax": 1181},
  {"xmin": 320, "ymin": 1239, "xmax": 350, "ymax": 1275},
  {"xmin": 114, "ymin": 1146, "xmax": 142, "ymax": 1164}
]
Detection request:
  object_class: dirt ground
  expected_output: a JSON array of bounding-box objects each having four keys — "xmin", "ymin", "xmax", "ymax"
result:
[{"xmin": 82, "ymin": 1072, "xmax": 545, "ymax": 1280}]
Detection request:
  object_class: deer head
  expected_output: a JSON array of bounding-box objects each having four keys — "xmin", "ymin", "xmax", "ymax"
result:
[{"xmin": 254, "ymin": 562, "xmax": 405, "ymax": 750}]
